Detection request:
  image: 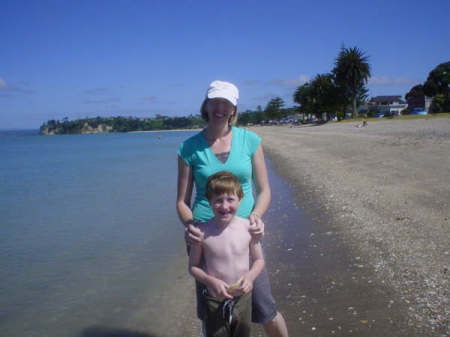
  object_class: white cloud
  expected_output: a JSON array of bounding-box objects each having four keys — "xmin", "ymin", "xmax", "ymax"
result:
[
  {"xmin": 269, "ymin": 74, "xmax": 311, "ymax": 88},
  {"xmin": 251, "ymin": 93, "xmax": 278, "ymax": 103},
  {"xmin": 242, "ymin": 80, "xmax": 263, "ymax": 87},
  {"xmin": 84, "ymin": 97, "xmax": 121, "ymax": 104},
  {"xmin": 141, "ymin": 95, "xmax": 157, "ymax": 102},
  {"xmin": 0, "ymin": 77, "xmax": 34, "ymax": 95},
  {"xmin": 368, "ymin": 76, "xmax": 418, "ymax": 86},
  {"xmin": 0, "ymin": 77, "xmax": 10, "ymax": 90},
  {"xmin": 84, "ymin": 88, "xmax": 109, "ymax": 95}
]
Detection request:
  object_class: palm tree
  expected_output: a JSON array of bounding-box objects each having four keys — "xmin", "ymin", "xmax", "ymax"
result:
[{"xmin": 333, "ymin": 47, "xmax": 371, "ymax": 118}]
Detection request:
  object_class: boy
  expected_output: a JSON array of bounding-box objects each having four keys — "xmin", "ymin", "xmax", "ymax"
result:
[{"xmin": 189, "ymin": 171, "xmax": 265, "ymax": 337}]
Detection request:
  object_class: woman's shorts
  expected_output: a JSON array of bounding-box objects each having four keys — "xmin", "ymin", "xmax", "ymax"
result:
[{"xmin": 196, "ymin": 266, "xmax": 277, "ymax": 324}]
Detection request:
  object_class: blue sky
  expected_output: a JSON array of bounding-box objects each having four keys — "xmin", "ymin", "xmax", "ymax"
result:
[{"xmin": 1, "ymin": 0, "xmax": 449, "ymax": 129}]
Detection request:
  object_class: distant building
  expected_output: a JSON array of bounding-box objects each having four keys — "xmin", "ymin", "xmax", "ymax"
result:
[
  {"xmin": 368, "ymin": 95, "xmax": 408, "ymax": 115},
  {"xmin": 425, "ymin": 96, "xmax": 433, "ymax": 112},
  {"xmin": 369, "ymin": 96, "xmax": 404, "ymax": 105}
]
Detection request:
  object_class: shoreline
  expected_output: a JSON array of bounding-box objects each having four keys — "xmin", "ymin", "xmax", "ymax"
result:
[
  {"xmin": 128, "ymin": 128, "xmax": 201, "ymax": 133},
  {"xmin": 128, "ymin": 119, "xmax": 449, "ymax": 336},
  {"xmin": 250, "ymin": 119, "xmax": 449, "ymax": 336}
]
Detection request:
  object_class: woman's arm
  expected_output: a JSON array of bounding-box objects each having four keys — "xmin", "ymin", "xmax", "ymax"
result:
[
  {"xmin": 249, "ymin": 144, "xmax": 271, "ymax": 238},
  {"xmin": 176, "ymin": 156, "xmax": 203, "ymax": 244},
  {"xmin": 176, "ymin": 155, "xmax": 194, "ymax": 226},
  {"xmin": 251, "ymin": 143, "xmax": 271, "ymax": 217}
]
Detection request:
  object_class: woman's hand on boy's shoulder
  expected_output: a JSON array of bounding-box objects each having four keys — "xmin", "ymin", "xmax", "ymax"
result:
[
  {"xmin": 248, "ymin": 213, "xmax": 265, "ymax": 241},
  {"xmin": 185, "ymin": 221, "xmax": 204, "ymax": 246}
]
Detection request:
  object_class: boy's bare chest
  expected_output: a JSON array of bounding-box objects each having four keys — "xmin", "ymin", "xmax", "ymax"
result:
[{"xmin": 203, "ymin": 227, "xmax": 250, "ymax": 258}]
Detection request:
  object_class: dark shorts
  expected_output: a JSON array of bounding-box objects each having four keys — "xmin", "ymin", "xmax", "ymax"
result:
[
  {"xmin": 203, "ymin": 291, "xmax": 252, "ymax": 337},
  {"xmin": 196, "ymin": 266, "xmax": 277, "ymax": 324}
]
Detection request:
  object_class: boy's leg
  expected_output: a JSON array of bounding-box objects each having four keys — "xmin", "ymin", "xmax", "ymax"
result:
[
  {"xmin": 231, "ymin": 292, "xmax": 252, "ymax": 337},
  {"xmin": 196, "ymin": 280, "xmax": 207, "ymax": 319},
  {"xmin": 203, "ymin": 295, "xmax": 229, "ymax": 337}
]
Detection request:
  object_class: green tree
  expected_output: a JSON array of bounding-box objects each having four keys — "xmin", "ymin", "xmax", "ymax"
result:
[
  {"xmin": 294, "ymin": 82, "xmax": 315, "ymax": 115},
  {"xmin": 238, "ymin": 110, "xmax": 252, "ymax": 125},
  {"xmin": 406, "ymin": 84, "xmax": 424, "ymax": 100},
  {"xmin": 310, "ymin": 73, "xmax": 343, "ymax": 118},
  {"xmin": 405, "ymin": 84, "xmax": 425, "ymax": 112},
  {"xmin": 265, "ymin": 97, "xmax": 285, "ymax": 120},
  {"xmin": 294, "ymin": 75, "xmax": 345, "ymax": 119},
  {"xmin": 423, "ymin": 61, "xmax": 450, "ymax": 113},
  {"xmin": 254, "ymin": 105, "xmax": 266, "ymax": 123},
  {"xmin": 333, "ymin": 46, "xmax": 371, "ymax": 118}
]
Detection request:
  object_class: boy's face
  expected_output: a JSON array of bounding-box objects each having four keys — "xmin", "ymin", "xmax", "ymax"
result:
[{"xmin": 209, "ymin": 192, "xmax": 241, "ymax": 224}]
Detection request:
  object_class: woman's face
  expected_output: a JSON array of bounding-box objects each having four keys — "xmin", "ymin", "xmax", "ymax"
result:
[{"xmin": 205, "ymin": 98, "xmax": 236, "ymax": 125}]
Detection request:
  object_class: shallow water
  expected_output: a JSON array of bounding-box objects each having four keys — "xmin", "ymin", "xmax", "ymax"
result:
[
  {"xmin": 0, "ymin": 130, "xmax": 191, "ymax": 337},
  {"xmin": 1, "ymin": 129, "xmax": 416, "ymax": 337}
]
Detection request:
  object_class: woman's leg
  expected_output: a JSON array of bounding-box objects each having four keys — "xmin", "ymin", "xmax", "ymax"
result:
[
  {"xmin": 251, "ymin": 267, "xmax": 289, "ymax": 337},
  {"xmin": 263, "ymin": 311, "xmax": 289, "ymax": 337}
]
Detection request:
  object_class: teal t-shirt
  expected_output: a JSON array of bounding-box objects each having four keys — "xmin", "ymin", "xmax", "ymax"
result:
[{"xmin": 178, "ymin": 126, "xmax": 261, "ymax": 222}]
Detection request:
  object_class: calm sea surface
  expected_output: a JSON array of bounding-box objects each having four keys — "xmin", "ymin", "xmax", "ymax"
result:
[{"xmin": 0, "ymin": 130, "xmax": 194, "ymax": 337}]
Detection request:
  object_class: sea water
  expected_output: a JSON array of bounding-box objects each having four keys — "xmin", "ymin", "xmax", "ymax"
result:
[{"xmin": 0, "ymin": 130, "xmax": 194, "ymax": 337}]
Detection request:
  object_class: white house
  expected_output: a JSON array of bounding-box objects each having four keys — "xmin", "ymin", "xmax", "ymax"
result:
[{"xmin": 368, "ymin": 96, "xmax": 408, "ymax": 115}]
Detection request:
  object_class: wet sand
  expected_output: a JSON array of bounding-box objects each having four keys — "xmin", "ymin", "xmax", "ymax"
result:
[
  {"xmin": 251, "ymin": 118, "xmax": 449, "ymax": 336},
  {"xmin": 248, "ymin": 159, "xmax": 417, "ymax": 337}
]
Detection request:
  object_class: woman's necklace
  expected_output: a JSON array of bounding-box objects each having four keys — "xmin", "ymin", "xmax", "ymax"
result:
[{"xmin": 204, "ymin": 127, "xmax": 232, "ymax": 163}]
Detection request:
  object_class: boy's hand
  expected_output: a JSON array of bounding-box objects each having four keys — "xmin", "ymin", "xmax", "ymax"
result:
[
  {"xmin": 249, "ymin": 213, "xmax": 265, "ymax": 241},
  {"xmin": 185, "ymin": 222, "xmax": 204, "ymax": 246},
  {"xmin": 235, "ymin": 274, "xmax": 254, "ymax": 295},
  {"xmin": 208, "ymin": 278, "xmax": 233, "ymax": 300},
  {"xmin": 228, "ymin": 276, "xmax": 243, "ymax": 296}
]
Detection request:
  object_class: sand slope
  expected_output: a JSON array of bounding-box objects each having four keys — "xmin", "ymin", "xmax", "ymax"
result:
[{"xmin": 251, "ymin": 118, "xmax": 449, "ymax": 335}]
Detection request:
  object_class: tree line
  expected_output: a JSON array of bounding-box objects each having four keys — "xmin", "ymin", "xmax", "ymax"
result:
[
  {"xmin": 235, "ymin": 46, "xmax": 372, "ymax": 123},
  {"xmin": 405, "ymin": 61, "xmax": 450, "ymax": 113},
  {"xmin": 294, "ymin": 46, "xmax": 370, "ymax": 120},
  {"xmin": 40, "ymin": 52, "xmax": 449, "ymax": 135},
  {"xmin": 270, "ymin": 49, "xmax": 448, "ymax": 120},
  {"xmin": 39, "ymin": 115, "xmax": 206, "ymax": 135}
]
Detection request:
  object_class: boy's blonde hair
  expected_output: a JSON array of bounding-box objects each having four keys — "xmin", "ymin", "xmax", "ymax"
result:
[{"xmin": 206, "ymin": 171, "xmax": 244, "ymax": 201}]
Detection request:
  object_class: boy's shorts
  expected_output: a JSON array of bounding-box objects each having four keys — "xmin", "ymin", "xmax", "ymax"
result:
[
  {"xmin": 196, "ymin": 266, "xmax": 277, "ymax": 324},
  {"xmin": 203, "ymin": 291, "xmax": 252, "ymax": 337}
]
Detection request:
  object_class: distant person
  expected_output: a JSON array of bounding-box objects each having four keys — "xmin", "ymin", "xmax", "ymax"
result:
[
  {"xmin": 189, "ymin": 171, "xmax": 265, "ymax": 337},
  {"xmin": 356, "ymin": 119, "xmax": 368, "ymax": 128},
  {"xmin": 177, "ymin": 80, "xmax": 289, "ymax": 337}
]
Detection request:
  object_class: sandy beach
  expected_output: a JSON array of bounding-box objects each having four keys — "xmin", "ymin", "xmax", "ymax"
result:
[
  {"xmin": 249, "ymin": 118, "xmax": 449, "ymax": 336},
  {"xmin": 135, "ymin": 118, "xmax": 449, "ymax": 337}
]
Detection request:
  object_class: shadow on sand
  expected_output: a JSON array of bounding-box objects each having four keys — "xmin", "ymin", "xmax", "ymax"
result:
[
  {"xmin": 79, "ymin": 326, "xmax": 161, "ymax": 337},
  {"xmin": 291, "ymin": 120, "xmax": 328, "ymax": 127}
]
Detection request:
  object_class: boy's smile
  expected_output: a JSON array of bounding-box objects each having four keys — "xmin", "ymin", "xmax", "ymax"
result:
[{"xmin": 210, "ymin": 193, "xmax": 241, "ymax": 225}]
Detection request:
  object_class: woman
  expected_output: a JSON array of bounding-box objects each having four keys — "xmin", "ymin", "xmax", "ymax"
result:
[{"xmin": 176, "ymin": 80, "xmax": 288, "ymax": 337}]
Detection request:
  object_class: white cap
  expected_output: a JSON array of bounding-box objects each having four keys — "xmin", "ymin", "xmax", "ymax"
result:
[{"xmin": 206, "ymin": 80, "xmax": 239, "ymax": 106}]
